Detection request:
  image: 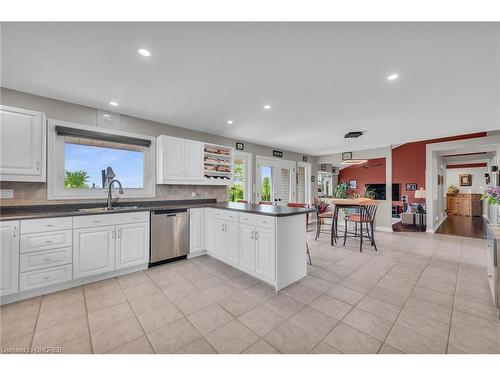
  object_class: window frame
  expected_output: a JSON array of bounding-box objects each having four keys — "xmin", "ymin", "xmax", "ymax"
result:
[
  {"xmin": 297, "ymin": 161, "xmax": 312, "ymax": 204},
  {"xmin": 47, "ymin": 119, "xmax": 155, "ymax": 200},
  {"xmin": 230, "ymin": 151, "xmax": 252, "ymax": 202}
]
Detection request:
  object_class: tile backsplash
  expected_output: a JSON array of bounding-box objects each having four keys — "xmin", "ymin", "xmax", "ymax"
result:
[{"xmin": 0, "ymin": 181, "xmax": 228, "ymax": 206}]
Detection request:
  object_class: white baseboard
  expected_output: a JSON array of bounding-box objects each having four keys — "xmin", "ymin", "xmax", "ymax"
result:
[
  {"xmin": 188, "ymin": 250, "xmax": 207, "ymax": 259},
  {"xmin": 428, "ymin": 215, "xmax": 447, "ymax": 234},
  {"xmin": 376, "ymin": 226, "xmax": 393, "ymax": 232}
]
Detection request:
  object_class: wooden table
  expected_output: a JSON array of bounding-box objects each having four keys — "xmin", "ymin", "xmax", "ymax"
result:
[{"xmin": 323, "ymin": 198, "xmax": 373, "ymax": 246}]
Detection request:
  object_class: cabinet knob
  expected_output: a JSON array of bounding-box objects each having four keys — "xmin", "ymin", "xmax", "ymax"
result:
[
  {"xmin": 44, "ymin": 276, "xmax": 50, "ymax": 280},
  {"xmin": 46, "ymin": 224, "xmax": 55, "ymax": 227},
  {"xmin": 45, "ymin": 240, "xmax": 53, "ymax": 244}
]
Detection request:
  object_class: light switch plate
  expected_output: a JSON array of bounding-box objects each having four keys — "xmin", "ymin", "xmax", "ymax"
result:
[{"xmin": 0, "ymin": 189, "xmax": 14, "ymax": 198}]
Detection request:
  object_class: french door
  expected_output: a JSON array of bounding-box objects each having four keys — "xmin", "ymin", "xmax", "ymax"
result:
[{"xmin": 256, "ymin": 156, "xmax": 296, "ymax": 205}]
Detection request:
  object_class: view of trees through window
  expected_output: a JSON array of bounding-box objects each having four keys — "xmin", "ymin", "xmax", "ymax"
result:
[
  {"xmin": 64, "ymin": 142, "xmax": 144, "ymax": 189},
  {"xmin": 229, "ymin": 161, "xmax": 244, "ymax": 202},
  {"xmin": 261, "ymin": 166, "xmax": 272, "ymax": 201}
]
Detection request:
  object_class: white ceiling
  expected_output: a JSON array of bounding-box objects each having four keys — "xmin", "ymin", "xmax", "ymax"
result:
[{"xmin": 1, "ymin": 22, "xmax": 499, "ymax": 156}]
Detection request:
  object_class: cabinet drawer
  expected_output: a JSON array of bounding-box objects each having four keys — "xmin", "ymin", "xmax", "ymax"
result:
[
  {"xmin": 73, "ymin": 211, "xmax": 150, "ymax": 229},
  {"xmin": 21, "ymin": 217, "xmax": 72, "ymax": 234},
  {"xmin": 20, "ymin": 247, "xmax": 72, "ymax": 272},
  {"xmin": 19, "ymin": 264, "xmax": 72, "ymax": 292},
  {"xmin": 20, "ymin": 230, "xmax": 72, "ymax": 253},
  {"xmin": 213, "ymin": 209, "xmax": 239, "ymax": 222},
  {"xmin": 239, "ymin": 213, "xmax": 275, "ymax": 230}
]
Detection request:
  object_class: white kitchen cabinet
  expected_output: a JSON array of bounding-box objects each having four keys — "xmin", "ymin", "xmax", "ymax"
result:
[
  {"xmin": 0, "ymin": 105, "xmax": 46, "ymax": 182},
  {"xmin": 224, "ymin": 221, "xmax": 239, "ymax": 265},
  {"xmin": 156, "ymin": 135, "xmax": 204, "ymax": 184},
  {"xmin": 115, "ymin": 222, "xmax": 149, "ymax": 270},
  {"xmin": 73, "ymin": 226, "xmax": 116, "ymax": 278},
  {"xmin": 0, "ymin": 221, "xmax": 20, "ymax": 296},
  {"xmin": 255, "ymin": 227, "xmax": 276, "ymax": 282},
  {"xmin": 205, "ymin": 209, "xmax": 216, "ymax": 252},
  {"xmin": 213, "ymin": 218, "xmax": 226, "ymax": 258},
  {"xmin": 238, "ymin": 224, "xmax": 256, "ymax": 273},
  {"xmin": 189, "ymin": 208, "xmax": 205, "ymax": 254},
  {"xmin": 184, "ymin": 140, "xmax": 204, "ymax": 180}
]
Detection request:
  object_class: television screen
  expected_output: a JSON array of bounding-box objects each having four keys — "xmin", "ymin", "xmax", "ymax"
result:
[
  {"xmin": 392, "ymin": 183, "xmax": 401, "ymax": 201},
  {"xmin": 365, "ymin": 184, "xmax": 386, "ymax": 200}
]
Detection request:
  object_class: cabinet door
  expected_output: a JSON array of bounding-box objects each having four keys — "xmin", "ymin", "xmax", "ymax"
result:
[
  {"xmin": 255, "ymin": 227, "xmax": 276, "ymax": 281},
  {"xmin": 238, "ymin": 224, "xmax": 256, "ymax": 273},
  {"xmin": 73, "ymin": 226, "xmax": 115, "ymax": 278},
  {"xmin": 116, "ymin": 222, "xmax": 149, "ymax": 270},
  {"xmin": 224, "ymin": 221, "xmax": 239, "ymax": 265},
  {"xmin": 184, "ymin": 140, "xmax": 204, "ymax": 181},
  {"xmin": 0, "ymin": 221, "xmax": 20, "ymax": 296},
  {"xmin": 213, "ymin": 219, "xmax": 226, "ymax": 258},
  {"xmin": 459, "ymin": 197, "xmax": 470, "ymax": 216},
  {"xmin": 163, "ymin": 136, "xmax": 185, "ymax": 180},
  {"xmin": 0, "ymin": 106, "xmax": 45, "ymax": 181},
  {"xmin": 206, "ymin": 210, "xmax": 216, "ymax": 252},
  {"xmin": 190, "ymin": 208, "xmax": 206, "ymax": 253}
]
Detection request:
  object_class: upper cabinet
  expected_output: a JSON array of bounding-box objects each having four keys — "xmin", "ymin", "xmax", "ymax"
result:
[
  {"xmin": 156, "ymin": 135, "xmax": 233, "ymax": 185},
  {"xmin": 0, "ymin": 105, "xmax": 46, "ymax": 182}
]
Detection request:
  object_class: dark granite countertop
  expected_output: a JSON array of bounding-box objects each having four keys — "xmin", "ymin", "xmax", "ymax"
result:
[{"xmin": 0, "ymin": 199, "xmax": 315, "ymax": 221}]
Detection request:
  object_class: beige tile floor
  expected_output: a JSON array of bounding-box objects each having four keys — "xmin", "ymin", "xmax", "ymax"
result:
[{"xmin": 1, "ymin": 228, "xmax": 500, "ymax": 354}]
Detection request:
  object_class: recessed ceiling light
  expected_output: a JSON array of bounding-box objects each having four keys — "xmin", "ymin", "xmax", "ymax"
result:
[
  {"xmin": 387, "ymin": 73, "xmax": 399, "ymax": 81},
  {"xmin": 263, "ymin": 104, "xmax": 272, "ymax": 110},
  {"xmin": 138, "ymin": 48, "xmax": 151, "ymax": 57},
  {"xmin": 227, "ymin": 120, "xmax": 234, "ymax": 125},
  {"xmin": 109, "ymin": 101, "xmax": 119, "ymax": 106}
]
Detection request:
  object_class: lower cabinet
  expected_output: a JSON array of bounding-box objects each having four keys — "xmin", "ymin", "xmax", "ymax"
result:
[
  {"xmin": 116, "ymin": 222, "xmax": 149, "ymax": 270},
  {"xmin": 205, "ymin": 209, "xmax": 216, "ymax": 253},
  {"xmin": 189, "ymin": 208, "xmax": 205, "ymax": 254},
  {"xmin": 73, "ymin": 226, "xmax": 116, "ymax": 279},
  {"xmin": 213, "ymin": 218, "xmax": 226, "ymax": 258},
  {"xmin": 238, "ymin": 224, "xmax": 276, "ymax": 282},
  {"xmin": 224, "ymin": 222, "xmax": 239, "ymax": 264},
  {"xmin": 0, "ymin": 221, "xmax": 20, "ymax": 297}
]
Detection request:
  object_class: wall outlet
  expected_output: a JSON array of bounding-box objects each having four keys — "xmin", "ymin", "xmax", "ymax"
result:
[
  {"xmin": 0, "ymin": 189, "xmax": 14, "ymax": 199},
  {"xmin": 191, "ymin": 191, "xmax": 197, "ymax": 198}
]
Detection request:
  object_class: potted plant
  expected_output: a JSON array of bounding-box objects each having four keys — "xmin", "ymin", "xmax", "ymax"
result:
[
  {"xmin": 447, "ymin": 185, "xmax": 459, "ymax": 194},
  {"xmin": 481, "ymin": 186, "xmax": 500, "ymax": 205}
]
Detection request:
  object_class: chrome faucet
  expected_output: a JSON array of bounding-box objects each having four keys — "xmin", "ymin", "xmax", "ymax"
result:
[{"xmin": 107, "ymin": 179, "xmax": 124, "ymax": 210}]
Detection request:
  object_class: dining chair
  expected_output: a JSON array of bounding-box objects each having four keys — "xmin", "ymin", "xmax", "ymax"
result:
[
  {"xmin": 342, "ymin": 200, "xmax": 379, "ymax": 252},
  {"xmin": 313, "ymin": 197, "xmax": 335, "ymax": 241},
  {"xmin": 287, "ymin": 202, "xmax": 312, "ymax": 265}
]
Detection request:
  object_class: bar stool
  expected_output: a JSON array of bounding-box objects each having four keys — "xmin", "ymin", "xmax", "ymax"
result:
[
  {"xmin": 287, "ymin": 202, "xmax": 312, "ymax": 265},
  {"xmin": 342, "ymin": 200, "xmax": 379, "ymax": 252},
  {"xmin": 313, "ymin": 198, "xmax": 334, "ymax": 240}
]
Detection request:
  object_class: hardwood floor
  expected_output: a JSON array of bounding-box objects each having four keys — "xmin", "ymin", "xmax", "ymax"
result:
[{"xmin": 435, "ymin": 215, "xmax": 487, "ymax": 239}]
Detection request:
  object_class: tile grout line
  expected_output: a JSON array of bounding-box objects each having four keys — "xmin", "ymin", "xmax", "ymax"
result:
[
  {"xmin": 445, "ymin": 260, "xmax": 463, "ymax": 354},
  {"xmin": 81, "ymin": 285, "xmax": 95, "ymax": 354},
  {"xmin": 28, "ymin": 295, "xmax": 43, "ymax": 353}
]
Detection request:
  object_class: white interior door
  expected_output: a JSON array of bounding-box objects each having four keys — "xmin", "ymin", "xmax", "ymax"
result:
[{"xmin": 256, "ymin": 156, "xmax": 296, "ymax": 205}]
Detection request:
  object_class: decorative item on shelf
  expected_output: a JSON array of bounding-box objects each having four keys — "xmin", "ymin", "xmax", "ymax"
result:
[
  {"xmin": 303, "ymin": 155, "xmax": 308, "ymax": 162},
  {"xmin": 459, "ymin": 174, "xmax": 472, "ymax": 186},
  {"xmin": 349, "ymin": 180, "xmax": 357, "ymax": 189},
  {"xmin": 402, "ymin": 194, "xmax": 411, "ymax": 213},
  {"xmin": 438, "ymin": 174, "xmax": 444, "ymax": 185},
  {"xmin": 236, "ymin": 142, "xmax": 244, "ymax": 150},
  {"xmin": 481, "ymin": 186, "xmax": 500, "ymax": 205},
  {"xmin": 492, "ymin": 165, "xmax": 498, "ymax": 173},
  {"xmin": 406, "ymin": 183, "xmax": 417, "ymax": 191},
  {"xmin": 448, "ymin": 185, "xmax": 459, "ymax": 194},
  {"xmin": 342, "ymin": 152, "xmax": 352, "ymax": 161},
  {"xmin": 485, "ymin": 173, "xmax": 491, "ymax": 185},
  {"xmin": 333, "ymin": 180, "xmax": 349, "ymax": 198},
  {"xmin": 320, "ymin": 164, "xmax": 327, "ymax": 171},
  {"xmin": 273, "ymin": 150, "xmax": 283, "ymax": 158},
  {"xmin": 311, "ymin": 175, "xmax": 316, "ymax": 182},
  {"xmin": 364, "ymin": 187, "xmax": 376, "ymax": 199}
]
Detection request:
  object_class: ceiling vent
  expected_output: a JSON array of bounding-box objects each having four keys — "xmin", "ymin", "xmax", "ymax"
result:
[{"xmin": 344, "ymin": 131, "xmax": 364, "ymax": 139}]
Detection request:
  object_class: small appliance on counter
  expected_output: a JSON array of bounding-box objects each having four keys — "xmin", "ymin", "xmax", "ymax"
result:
[{"xmin": 150, "ymin": 208, "xmax": 189, "ymax": 266}]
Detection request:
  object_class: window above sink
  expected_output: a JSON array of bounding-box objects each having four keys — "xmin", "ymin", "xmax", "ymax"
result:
[{"xmin": 47, "ymin": 119, "xmax": 156, "ymax": 200}]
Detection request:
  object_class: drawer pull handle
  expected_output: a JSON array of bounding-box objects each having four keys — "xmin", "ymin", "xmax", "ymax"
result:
[
  {"xmin": 46, "ymin": 224, "xmax": 55, "ymax": 227},
  {"xmin": 45, "ymin": 240, "xmax": 53, "ymax": 244},
  {"xmin": 44, "ymin": 276, "xmax": 50, "ymax": 280},
  {"xmin": 44, "ymin": 258, "xmax": 52, "ymax": 262},
  {"xmin": 93, "ymin": 220, "xmax": 100, "ymax": 223}
]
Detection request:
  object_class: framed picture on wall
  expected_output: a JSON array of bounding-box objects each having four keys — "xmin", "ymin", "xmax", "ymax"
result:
[
  {"xmin": 406, "ymin": 183, "xmax": 417, "ymax": 191},
  {"xmin": 459, "ymin": 174, "xmax": 472, "ymax": 186},
  {"xmin": 349, "ymin": 180, "xmax": 357, "ymax": 189},
  {"xmin": 342, "ymin": 152, "xmax": 352, "ymax": 161}
]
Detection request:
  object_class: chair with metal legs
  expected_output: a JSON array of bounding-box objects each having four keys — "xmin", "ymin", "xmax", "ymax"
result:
[
  {"xmin": 288, "ymin": 202, "xmax": 312, "ymax": 265},
  {"xmin": 342, "ymin": 200, "xmax": 379, "ymax": 252},
  {"xmin": 313, "ymin": 198, "xmax": 334, "ymax": 241}
]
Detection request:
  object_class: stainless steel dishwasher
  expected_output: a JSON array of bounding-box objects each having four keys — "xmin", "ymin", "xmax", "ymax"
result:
[{"xmin": 150, "ymin": 209, "xmax": 189, "ymax": 266}]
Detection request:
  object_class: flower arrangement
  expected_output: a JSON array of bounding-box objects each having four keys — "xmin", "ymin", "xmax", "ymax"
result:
[
  {"xmin": 314, "ymin": 199, "xmax": 330, "ymax": 215},
  {"xmin": 481, "ymin": 186, "xmax": 500, "ymax": 205},
  {"xmin": 447, "ymin": 185, "xmax": 459, "ymax": 194}
]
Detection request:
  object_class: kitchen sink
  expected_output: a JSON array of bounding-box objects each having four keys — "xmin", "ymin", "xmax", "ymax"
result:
[{"xmin": 77, "ymin": 206, "xmax": 139, "ymax": 213}]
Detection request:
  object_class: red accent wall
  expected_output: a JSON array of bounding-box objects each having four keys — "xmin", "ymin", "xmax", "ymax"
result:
[
  {"xmin": 338, "ymin": 158, "xmax": 386, "ymax": 197},
  {"xmin": 392, "ymin": 132, "xmax": 487, "ymax": 204}
]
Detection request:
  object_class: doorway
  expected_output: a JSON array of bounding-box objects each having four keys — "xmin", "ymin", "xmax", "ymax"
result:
[{"xmin": 256, "ymin": 156, "xmax": 296, "ymax": 205}]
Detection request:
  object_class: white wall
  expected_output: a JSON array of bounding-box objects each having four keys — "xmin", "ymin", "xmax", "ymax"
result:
[{"xmin": 445, "ymin": 166, "xmax": 487, "ymax": 194}]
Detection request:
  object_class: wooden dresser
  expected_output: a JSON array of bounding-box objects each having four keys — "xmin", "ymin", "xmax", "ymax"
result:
[{"xmin": 446, "ymin": 193, "xmax": 482, "ymax": 217}]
